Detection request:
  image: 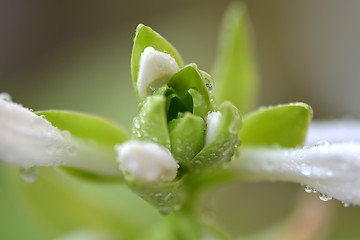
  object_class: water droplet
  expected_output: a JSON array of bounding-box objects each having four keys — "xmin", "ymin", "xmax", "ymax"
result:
[
  {"xmin": 173, "ymin": 204, "xmax": 181, "ymax": 211},
  {"xmin": 62, "ymin": 130, "xmax": 71, "ymax": 138},
  {"xmin": 152, "ymin": 137, "xmax": 158, "ymax": 142},
  {"xmin": 300, "ymin": 163, "xmax": 312, "ymax": 176},
  {"xmin": 164, "ymin": 193, "xmax": 174, "ymax": 201},
  {"xmin": 154, "ymin": 193, "xmax": 163, "ymax": 198},
  {"xmin": 158, "ymin": 206, "xmax": 172, "ymax": 215},
  {"xmin": 20, "ymin": 166, "xmax": 38, "ymax": 183},
  {"xmin": 304, "ymin": 185, "xmax": 316, "ymax": 193},
  {"xmin": 318, "ymin": 192, "xmax": 332, "ymax": 202},
  {"xmin": 134, "ymin": 121, "xmax": 140, "ymax": 129},
  {"xmin": 39, "ymin": 115, "xmax": 46, "ymax": 119},
  {"xmin": 342, "ymin": 201, "xmax": 350, "ymax": 207},
  {"xmin": 315, "ymin": 140, "xmax": 330, "ymax": 147},
  {"xmin": 0, "ymin": 92, "xmax": 12, "ymax": 102},
  {"xmin": 68, "ymin": 146, "xmax": 76, "ymax": 156}
]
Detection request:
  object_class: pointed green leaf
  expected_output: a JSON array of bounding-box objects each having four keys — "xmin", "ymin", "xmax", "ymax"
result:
[
  {"xmin": 131, "ymin": 24, "xmax": 184, "ymax": 99},
  {"xmin": 36, "ymin": 110, "xmax": 130, "ymax": 147},
  {"xmin": 132, "ymin": 95, "xmax": 170, "ymax": 149},
  {"xmin": 191, "ymin": 101, "xmax": 241, "ymax": 173},
  {"xmin": 240, "ymin": 103, "xmax": 313, "ymax": 148},
  {"xmin": 168, "ymin": 64, "xmax": 213, "ymax": 118},
  {"xmin": 169, "ymin": 113, "xmax": 205, "ymax": 168},
  {"xmin": 212, "ymin": 2, "xmax": 259, "ymax": 113}
]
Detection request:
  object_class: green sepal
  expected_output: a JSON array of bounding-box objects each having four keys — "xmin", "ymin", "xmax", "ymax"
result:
[
  {"xmin": 167, "ymin": 64, "xmax": 213, "ymax": 118},
  {"xmin": 36, "ymin": 110, "xmax": 130, "ymax": 147},
  {"xmin": 188, "ymin": 89, "xmax": 209, "ymax": 119},
  {"xmin": 212, "ymin": 2, "xmax": 259, "ymax": 113},
  {"xmin": 169, "ymin": 113, "xmax": 205, "ymax": 168},
  {"xmin": 130, "ymin": 180, "xmax": 185, "ymax": 215},
  {"xmin": 190, "ymin": 101, "xmax": 241, "ymax": 173},
  {"xmin": 240, "ymin": 102, "xmax": 313, "ymax": 148},
  {"xmin": 131, "ymin": 24, "xmax": 184, "ymax": 100},
  {"xmin": 132, "ymin": 95, "xmax": 171, "ymax": 149}
]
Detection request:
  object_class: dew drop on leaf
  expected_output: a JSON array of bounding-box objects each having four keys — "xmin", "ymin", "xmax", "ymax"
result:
[
  {"xmin": 20, "ymin": 166, "xmax": 38, "ymax": 183},
  {"xmin": 158, "ymin": 206, "xmax": 172, "ymax": 215}
]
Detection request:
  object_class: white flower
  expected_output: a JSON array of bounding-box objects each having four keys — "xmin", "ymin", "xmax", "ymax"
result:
[
  {"xmin": 0, "ymin": 94, "xmax": 121, "ymax": 178},
  {"xmin": 116, "ymin": 141, "xmax": 178, "ymax": 184},
  {"xmin": 233, "ymin": 120, "xmax": 360, "ymax": 206},
  {"xmin": 137, "ymin": 46, "xmax": 179, "ymax": 99}
]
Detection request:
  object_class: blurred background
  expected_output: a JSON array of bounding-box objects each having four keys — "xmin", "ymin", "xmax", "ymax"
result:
[{"xmin": 1, "ymin": 0, "xmax": 360, "ymax": 239}]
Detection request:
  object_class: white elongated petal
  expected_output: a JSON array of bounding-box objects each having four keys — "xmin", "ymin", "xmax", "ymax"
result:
[
  {"xmin": 0, "ymin": 95, "xmax": 121, "ymax": 178},
  {"xmin": 116, "ymin": 141, "xmax": 178, "ymax": 184},
  {"xmin": 137, "ymin": 46, "xmax": 179, "ymax": 99},
  {"xmin": 306, "ymin": 119, "xmax": 360, "ymax": 144},
  {"xmin": 233, "ymin": 142, "xmax": 360, "ymax": 205}
]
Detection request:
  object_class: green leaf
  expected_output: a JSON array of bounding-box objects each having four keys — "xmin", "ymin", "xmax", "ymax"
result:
[
  {"xmin": 132, "ymin": 95, "xmax": 170, "ymax": 149},
  {"xmin": 169, "ymin": 113, "xmax": 205, "ymax": 168},
  {"xmin": 36, "ymin": 110, "xmax": 130, "ymax": 147},
  {"xmin": 212, "ymin": 2, "xmax": 259, "ymax": 113},
  {"xmin": 188, "ymin": 89, "xmax": 209, "ymax": 119},
  {"xmin": 35, "ymin": 110, "xmax": 129, "ymax": 181},
  {"xmin": 240, "ymin": 103, "xmax": 313, "ymax": 148},
  {"xmin": 190, "ymin": 101, "xmax": 242, "ymax": 173},
  {"xmin": 168, "ymin": 64, "xmax": 213, "ymax": 118},
  {"xmin": 131, "ymin": 24, "xmax": 184, "ymax": 100}
]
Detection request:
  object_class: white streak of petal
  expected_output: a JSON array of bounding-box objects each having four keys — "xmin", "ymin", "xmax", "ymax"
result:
[
  {"xmin": 234, "ymin": 143, "xmax": 360, "ymax": 205},
  {"xmin": 116, "ymin": 141, "xmax": 178, "ymax": 184},
  {"xmin": 137, "ymin": 47, "xmax": 179, "ymax": 99},
  {"xmin": 0, "ymin": 96, "xmax": 121, "ymax": 178}
]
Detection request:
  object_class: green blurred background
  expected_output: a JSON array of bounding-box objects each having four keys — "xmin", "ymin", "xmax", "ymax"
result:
[{"xmin": 1, "ymin": 0, "xmax": 360, "ymax": 239}]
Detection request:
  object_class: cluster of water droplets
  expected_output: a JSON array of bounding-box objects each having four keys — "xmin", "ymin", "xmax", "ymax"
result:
[{"xmin": 303, "ymin": 185, "xmax": 353, "ymax": 207}]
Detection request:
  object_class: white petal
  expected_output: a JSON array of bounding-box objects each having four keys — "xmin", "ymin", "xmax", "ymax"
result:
[
  {"xmin": 205, "ymin": 111, "xmax": 223, "ymax": 145},
  {"xmin": 137, "ymin": 46, "xmax": 179, "ymax": 99},
  {"xmin": 116, "ymin": 141, "xmax": 178, "ymax": 184},
  {"xmin": 306, "ymin": 119, "xmax": 360, "ymax": 144},
  {"xmin": 0, "ymin": 95, "xmax": 121, "ymax": 178},
  {"xmin": 233, "ymin": 142, "xmax": 360, "ymax": 205}
]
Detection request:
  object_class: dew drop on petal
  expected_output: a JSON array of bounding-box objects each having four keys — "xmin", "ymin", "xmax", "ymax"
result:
[
  {"xmin": 300, "ymin": 163, "xmax": 312, "ymax": 176},
  {"xmin": 0, "ymin": 92, "xmax": 12, "ymax": 102},
  {"xmin": 318, "ymin": 192, "xmax": 332, "ymax": 202},
  {"xmin": 304, "ymin": 185, "xmax": 315, "ymax": 193},
  {"xmin": 315, "ymin": 140, "xmax": 330, "ymax": 147},
  {"xmin": 20, "ymin": 166, "xmax": 38, "ymax": 183}
]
